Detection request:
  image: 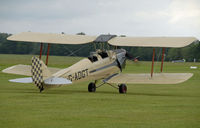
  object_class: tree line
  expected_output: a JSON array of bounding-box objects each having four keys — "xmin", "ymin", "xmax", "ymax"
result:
[{"xmin": 0, "ymin": 33, "xmax": 199, "ymax": 62}]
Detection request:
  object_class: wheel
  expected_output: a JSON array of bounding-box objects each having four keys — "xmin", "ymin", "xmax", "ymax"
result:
[
  {"xmin": 119, "ymin": 84, "xmax": 127, "ymax": 93},
  {"xmin": 88, "ymin": 82, "xmax": 96, "ymax": 92}
]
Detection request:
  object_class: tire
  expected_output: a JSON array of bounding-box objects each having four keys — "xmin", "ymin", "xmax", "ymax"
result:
[
  {"xmin": 88, "ymin": 82, "xmax": 96, "ymax": 92},
  {"xmin": 119, "ymin": 84, "xmax": 127, "ymax": 93}
]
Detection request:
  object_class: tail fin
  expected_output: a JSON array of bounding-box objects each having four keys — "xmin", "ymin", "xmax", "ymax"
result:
[{"xmin": 31, "ymin": 56, "xmax": 51, "ymax": 92}]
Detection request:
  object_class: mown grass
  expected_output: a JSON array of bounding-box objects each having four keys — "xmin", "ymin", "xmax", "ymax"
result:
[{"xmin": 0, "ymin": 54, "xmax": 200, "ymax": 128}]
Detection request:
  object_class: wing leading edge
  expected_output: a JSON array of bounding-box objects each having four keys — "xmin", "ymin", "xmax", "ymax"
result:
[{"xmin": 107, "ymin": 73, "xmax": 193, "ymax": 84}]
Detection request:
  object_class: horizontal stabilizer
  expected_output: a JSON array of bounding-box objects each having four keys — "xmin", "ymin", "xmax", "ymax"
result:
[
  {"xmin": 9, "ymin": 77, "xmax": 33, "ymax": 83},
  {"xmin": 107, "ymin": 73, "xmax": 193, "ymax": 84},
  {"xmin": 44, "ymin": 77, "xmax": 72, "ymax": 85}
]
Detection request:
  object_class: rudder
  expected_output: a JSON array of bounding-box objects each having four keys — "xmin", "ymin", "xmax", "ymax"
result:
[{"xmin": 31, "ymin": 56, "xmax": 51, "ymax": 92}]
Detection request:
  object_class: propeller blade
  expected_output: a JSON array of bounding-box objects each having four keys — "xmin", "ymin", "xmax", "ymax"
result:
[{"xmin": 125, "ymin": 52, "xmax": 140, "ymax": 61}]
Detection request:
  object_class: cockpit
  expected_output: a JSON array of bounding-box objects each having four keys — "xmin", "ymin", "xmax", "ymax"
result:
[
  {"xmin": 88, "ymin": 55, "xmax": 98, "ymax": 62},
  {"xmin": 88, "ymin": 50, "xmax": 109, "ymax": 63},
  {"xmin": 98, "ymin": 51, "xmax": 108, "ymax": 58}
]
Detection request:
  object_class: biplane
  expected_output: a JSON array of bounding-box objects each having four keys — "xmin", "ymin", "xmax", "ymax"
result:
[{"xmin": 2, "ymin": 32, "xmax": 198, "ymax": 93}]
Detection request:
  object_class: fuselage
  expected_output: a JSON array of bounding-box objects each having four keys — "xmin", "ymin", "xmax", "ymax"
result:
[{"xmin": 52, "ymin": 49, "xmax": 127, "ymax": 84}]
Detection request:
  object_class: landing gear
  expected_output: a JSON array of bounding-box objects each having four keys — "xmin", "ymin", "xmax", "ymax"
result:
[
  {"xmin": 88, "ymin": 82, "xmax": 96, "ymax": 92},
  {"xmin": 119, "ymin": 84, "xmax": 127, "ymax": 93},
  {"xmin": 88, "ymin": 81, "xmax": 127, "ymax": 94}
]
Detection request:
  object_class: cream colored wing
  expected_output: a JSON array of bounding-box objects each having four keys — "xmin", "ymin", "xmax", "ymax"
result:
[
  {"xmin": 7, "ymin": 32, "xmax": 97, "ymax": 44},
  {"xmin": 108, "ymin": 37, "xmax": 198, "ymax": 48},
  {"xmin": 107, "ymin": 73, "xmax": 193, "ymax": 84},
  {"xmin": 2, "ymin": 64, "xmax": 61, "ymax": 76}
]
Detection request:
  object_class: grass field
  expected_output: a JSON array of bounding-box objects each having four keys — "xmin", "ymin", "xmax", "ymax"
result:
[{"xmin": 0, "ymin": 54, "xmax": 200, "ymax": 128}]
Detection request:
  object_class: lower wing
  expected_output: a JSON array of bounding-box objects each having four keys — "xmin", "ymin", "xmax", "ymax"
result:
[{"xmin": 107, "ymin": 73, "xmax": 193, "ymax": 84}]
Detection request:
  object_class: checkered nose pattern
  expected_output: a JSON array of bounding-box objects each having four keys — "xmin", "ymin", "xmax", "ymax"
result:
[{"xmin": 31, "ymin": 56, "xmax": 43, "ymax": 88}]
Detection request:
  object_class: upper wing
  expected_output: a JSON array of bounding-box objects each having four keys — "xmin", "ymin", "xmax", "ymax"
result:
[
  {"xmin": 7, "ymin": 32, "xmax": 97, "ymax": 45},
  {"xmin": 107, "ymin": 73, "xmax": 193, "ymax": 84},
  {"xmin": 2, "ymin": 64, "xmax": 61, "ymax": 76},
  {"xmin": 108, "ymin": 37, "xmax": 198, "ymax": 48},
  {"xmin": 7, "ymin": 32, "xmax": 198, "ymax": 47}
]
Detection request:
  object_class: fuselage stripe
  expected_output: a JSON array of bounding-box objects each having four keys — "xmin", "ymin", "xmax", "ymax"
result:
[{"xmin": 89, "ymin": 61, "xmax": 118, "ymax": 74}]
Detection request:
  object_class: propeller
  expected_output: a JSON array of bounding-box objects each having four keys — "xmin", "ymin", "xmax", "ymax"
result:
[{"xmin": 125, "ymin": 52, "xmax": 140, "ymax": 62}]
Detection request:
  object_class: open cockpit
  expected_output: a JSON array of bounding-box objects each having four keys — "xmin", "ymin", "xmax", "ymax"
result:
[{"xmin": 88, "ymin": 50, "xmax": 109, "ymax": 63}]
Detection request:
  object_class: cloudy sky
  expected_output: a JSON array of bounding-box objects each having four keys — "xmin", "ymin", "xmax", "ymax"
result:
[{"xmin": 0, "ymin": 0, "xmax": 200, "ymax": 38}]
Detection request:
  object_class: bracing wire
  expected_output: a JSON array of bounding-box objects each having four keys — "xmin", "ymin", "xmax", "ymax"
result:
[
  {"xmin": 65, "ymin": 47, "xmax": 77, "ymax": 56},
  {"xmin": 67, "ymin": 45, "xmax": 88, "ymax": 56}
]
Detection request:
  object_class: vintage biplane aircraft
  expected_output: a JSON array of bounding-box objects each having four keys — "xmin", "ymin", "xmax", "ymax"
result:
[{"xmin": 2, "ymin": 32, "xmax": 198, "ymax": 93}]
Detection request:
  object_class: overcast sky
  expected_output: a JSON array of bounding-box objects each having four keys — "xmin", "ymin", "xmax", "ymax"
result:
[{"xmin": 0, "ymin": 0, "xmax": 200, "ymax": 38}]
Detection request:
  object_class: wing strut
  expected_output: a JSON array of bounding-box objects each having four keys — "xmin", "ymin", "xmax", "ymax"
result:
[
  {"xmin": 38, "ymin": 43, "xmax": 50, "ymax": 66},
  {"xmin": 151, "ymin": 48, "xmax": 155, "ymax": 78},
  {"xmin": 161, "ymin": 48, "xmax": 165, "ymax": 72},
  {"xmin": 46, "ymin": 43, "xmax": 50, "ymax": 65},
  {"xmin": 39, "ymin": 43, "xmax": 43, "ymax": 59}
]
